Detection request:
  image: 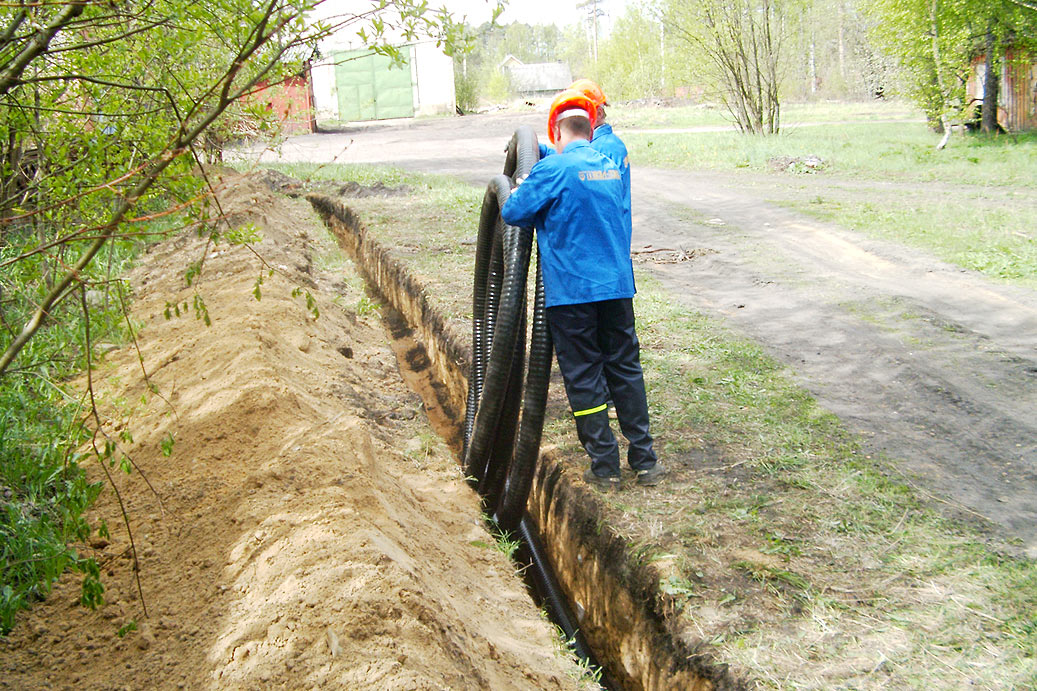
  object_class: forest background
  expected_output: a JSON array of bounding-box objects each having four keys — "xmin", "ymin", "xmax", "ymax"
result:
[{"xmin": 454, "ymin": 0, "xmax": 1037, "ymax": 135}]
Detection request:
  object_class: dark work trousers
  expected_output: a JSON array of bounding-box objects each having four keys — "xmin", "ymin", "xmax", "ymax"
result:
[{"xmin": 546, "ymin": 298, "xmax": 657, "ymax": 478}]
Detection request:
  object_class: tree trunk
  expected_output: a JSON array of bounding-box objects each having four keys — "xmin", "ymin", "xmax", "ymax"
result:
[
  {"xmin": 809, "ymin": 40, "xmax": 816, "ymax": 94},
  {"xmin": 838, "ymin": 3, "xmax": 846, "ymax": 80},
  {"xmin": 930, "ymin": 0, "xmax": 951, "ymax": 147},
  {"xmin": 981, "ymin": 29, "xmax": 1000, "ymax": 133}
]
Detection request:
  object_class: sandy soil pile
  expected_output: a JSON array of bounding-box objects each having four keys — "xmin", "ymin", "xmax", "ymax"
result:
[{"xmin": 0, "ymin": 170, "xmax": 582, "ymax": 690}]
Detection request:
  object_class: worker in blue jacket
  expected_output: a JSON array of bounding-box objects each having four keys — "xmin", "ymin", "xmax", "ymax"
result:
[
  {"xmin": 501, "ymin": 89, "xmax": 664, "ymax": 489},
  {"xmin": 539, "ymin": 79, "xmax": 631, "ymax": 236}
]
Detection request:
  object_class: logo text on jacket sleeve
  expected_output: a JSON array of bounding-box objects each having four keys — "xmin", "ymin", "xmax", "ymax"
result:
[{"xmin": 578, "ymin": 169, "xmax": 622, "ymax": 181}]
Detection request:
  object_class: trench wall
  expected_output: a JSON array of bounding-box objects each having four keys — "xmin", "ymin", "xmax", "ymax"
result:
[{"xmin": 308, "ymin": 194, "xmax": 744, "ymax": 691}]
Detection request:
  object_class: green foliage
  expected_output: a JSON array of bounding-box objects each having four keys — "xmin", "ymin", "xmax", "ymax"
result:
[
  {"xmin": 483, "ymin": 70, "xmax": 514, "ymax": 104},
  {"xmin": 865, "ymin": 0, "xmax": 1037, "ymax": 129},
  {"xmin": 452, "ymin": 20, "xmax": 593, "ymax": 105},
  {"xmin": 191, "ymin": 294, "xmax": 211, "ymax": 326},
  {"xmin": 0, "ymin": 308, "xmax": 106, "ymax": 633},
  {"xmin": 597, "ymin": 4, "xmax": 667, "ymax": 101},
  {"xmin": 291, "ymin": 287, "xmax": 320, "ymax": 319},
  {"xmin": 865, "ymin": 0, "xmax": 974, "ymax": 127},
  {"xmin": 778, "ymin": 1, "xmax": 900, "ymax": 101},
  {"xmin": 160, "ymin": 433, "xmax": 175, "ymax": 458},
  {"xmin": 454, "ymin": 65, "xmax": 480, "ymax": 113},
  {"xmin": 489, "ymin": 524, "xmax": 521, "ymax": 560},
  {"xmin": 664, "ymin": 0, "xmax": 806, "ymax": 132},
  {"xmin": 0, "ymin": 0, "xmax": 473, "ymax": 636},
  {"xmin": 253, "ymin": 271, "xmax": 266, "ymax": 301},
  {"xmin": 222, "ymin": 223, "xmax": 263, "ymax": 246},
  {"xmin": 77, "ymin": 558, "xmax": 104, "ymax": 610},
  {"xmin": 356, "ymin": 295, "xmax": 381, "ymax": 317}
]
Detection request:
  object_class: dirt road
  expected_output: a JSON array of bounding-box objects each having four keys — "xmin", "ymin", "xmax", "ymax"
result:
[{"xmin": 246, "ymin": 112, "xmax": 1037, "ymax": 556}]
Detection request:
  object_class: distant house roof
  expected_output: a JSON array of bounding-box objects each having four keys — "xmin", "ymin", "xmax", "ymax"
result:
[
  {"xmin": 499, "ymin": 54, "xmax": 524, "ymax": 70},
  {"xmin": 504, "ymin": 61, "xmax": 572, "ymax": 95}
]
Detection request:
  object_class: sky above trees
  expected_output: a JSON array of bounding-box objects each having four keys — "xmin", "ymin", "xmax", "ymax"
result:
[{"xmin": 443, "ymin": 0, "xmax": 629, "ymax": 34}]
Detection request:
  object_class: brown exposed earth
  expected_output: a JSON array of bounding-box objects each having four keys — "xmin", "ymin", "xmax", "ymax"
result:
[{"xmin": 0, "ymin": 170, "xmax": 585, "ymax": 690}]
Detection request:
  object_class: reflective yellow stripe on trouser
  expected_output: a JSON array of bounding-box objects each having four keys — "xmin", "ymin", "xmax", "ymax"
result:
[{"xmin": 572, "ymin": 403, "xmax": 607, "ymax": 417}]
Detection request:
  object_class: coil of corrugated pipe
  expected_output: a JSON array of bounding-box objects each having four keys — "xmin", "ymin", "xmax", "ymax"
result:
[{"xmin": 462, "ymin": 126, "xmax": 619, "ymax": 688}]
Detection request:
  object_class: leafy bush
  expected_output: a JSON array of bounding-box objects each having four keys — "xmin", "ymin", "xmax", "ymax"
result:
[
  {"xmin": 455, "ymin": 67, "xmax": 480, "ymax": 113},
  {"xmin": 0, "ymin": 277, "xmax": 108, "ymax": 633}
]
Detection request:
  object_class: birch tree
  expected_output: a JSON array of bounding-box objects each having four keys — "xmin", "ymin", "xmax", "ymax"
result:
[{"xmin": 665, "ymin": 0, "xmax": 804, "ymax": 133}]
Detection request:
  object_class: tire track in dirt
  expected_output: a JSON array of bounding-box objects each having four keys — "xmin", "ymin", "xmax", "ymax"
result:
[{"xmin": 632, "ymin": 168, "xmax": 1037, "ymax": 555}]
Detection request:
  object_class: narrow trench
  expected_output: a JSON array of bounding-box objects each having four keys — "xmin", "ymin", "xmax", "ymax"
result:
[
  {"xmin": 310, "ymin": 193, "xmax": 739, "ymax": 690},
  {"xmin": 371, "ymin": 293, "xmax": 621, "ymax": 690},
  {"xmin": 379, "ymin": 305, "xmax": 464, "ymax": 457}
]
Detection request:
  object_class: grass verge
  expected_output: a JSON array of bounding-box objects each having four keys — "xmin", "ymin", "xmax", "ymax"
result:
[
  {"xmin": 624, "ymin": 124, "xmax": 1037, "ymax": 186},
  {"xmin": 781, "ymin": 194, "xmax": 1037, "ymax": 287},
  {"xmin": 609, "ymin": 100, "xmax": 921, "ymax": 131},
  {"xmin": 285, "ymin": 161, "xmax": 1037, "ymax": 688}
]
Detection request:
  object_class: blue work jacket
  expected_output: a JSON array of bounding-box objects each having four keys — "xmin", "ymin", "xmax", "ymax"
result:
[
  {"xmin": 501, "ymin": 139, "xmax": 635, "ymax": 308},
  {"xmin": 591, "ymin": 124, "xmax": 631, "ymax": 232},
  {"xmin": 539, "ymin": 123, "xmax": 631, "ymax": 235}
]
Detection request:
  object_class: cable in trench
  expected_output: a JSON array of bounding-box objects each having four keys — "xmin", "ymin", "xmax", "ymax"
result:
[{"xmin": 462, "ymin": 127, "xmax": 619, "ymax": 689}]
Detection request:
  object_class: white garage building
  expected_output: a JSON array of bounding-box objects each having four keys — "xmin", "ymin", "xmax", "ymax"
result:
[{"xmin": 308, "ymin": 7, "xmax": 456, "ymax": 123}]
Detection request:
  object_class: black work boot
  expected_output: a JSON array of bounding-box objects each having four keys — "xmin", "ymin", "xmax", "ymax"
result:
[
  {"xmin": 635, "ymin": 463, "xmax": 666, "ymax": 486},
  {"xmin": 583, "ymin": 468, "xmax": 621, "ymax": 491}
]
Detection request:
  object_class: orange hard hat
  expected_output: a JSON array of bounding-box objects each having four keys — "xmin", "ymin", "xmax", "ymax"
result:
[
  {"xmin": 547, "ymin": 89, "xmax": 597, "ymax": 144},
  {"xmin": 568, "ymin": 78, "xmax": 608, "ymax": 107}
]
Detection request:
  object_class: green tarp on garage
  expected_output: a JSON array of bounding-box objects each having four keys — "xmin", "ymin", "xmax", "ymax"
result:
[{"xmin": 333, "ymin": 47, "xmax": 414, "ymax": 121}]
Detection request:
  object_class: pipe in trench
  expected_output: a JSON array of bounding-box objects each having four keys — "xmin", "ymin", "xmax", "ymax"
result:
[{"xmin": 462, "ymin": 127, "xmax": 620, "ymax": 689}]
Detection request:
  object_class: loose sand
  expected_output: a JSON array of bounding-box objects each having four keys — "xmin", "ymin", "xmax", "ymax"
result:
[{"xmin": 0, "ymin": 170, "xmax": 584, "ymax": 690}]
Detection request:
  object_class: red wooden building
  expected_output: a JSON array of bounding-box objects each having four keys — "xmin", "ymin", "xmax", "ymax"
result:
[
  {"xmin": 248, "ymin": 69, "xmax": 318, "ymax": 135},
  {"xmin": 967, "ymin": 47, "xmax": 1037, "ymax": 132}
]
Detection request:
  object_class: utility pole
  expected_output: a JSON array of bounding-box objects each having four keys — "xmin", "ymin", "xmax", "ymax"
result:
[{"xmin": 576, "ymin": 0, "xmax": 604, "ymax": 65}]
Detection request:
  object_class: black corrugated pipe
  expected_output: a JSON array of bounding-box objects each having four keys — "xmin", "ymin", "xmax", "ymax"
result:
[
  {"xmin": 518, "ymin": 516, "xmax": 620, "ymax": 690},
  {"xmin": 479, "ymin": 304, "xmax": 526, "ymax": 511},
  {"xmin": 463, "ymin": 127, "xmax": 617, "ymax": 688},
  {"xmin": 465, "ymin": 126, "xmax": 551, "ymax": 523},
  {"xmin": 494, "ymin": 252, "xmax": 551, "ymax": 530},
  {"xmin": 462, "ymin": 178, "xmax": 530, "ymax": 486}
]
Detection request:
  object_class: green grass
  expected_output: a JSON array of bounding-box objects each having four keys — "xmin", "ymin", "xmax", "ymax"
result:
[
  {"xmin": 310, "ymin": 163, "xmax": 1037, "ymax": 688},
  {"xmin": 629, "ymin": 278, "xmax": 1035, "ymax": 686},
  {"xmin": 610, "ymin": 99, "xmax": 920, "ymax": 130},
  {"xmin": 264, "ymin": 161, "xmax": 415, "ymax": 187},
  {"xmin": 567, "ymin": 272, "xmax": 1037, "ymax": 686},
  {"xmin": 262, "ymin": 162, "xmax": 480, "ymax": 324},
  {"xmin": 784, "ymin": 195, "xmax": 1037, "ymax": 287},
  {"xmin": 625, "ymin": 124, "xmax": 1037, "ymax": 185},
  {"xmin": 620, "ymin": 112, "xmax": 1037, "ymax": 287}
]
